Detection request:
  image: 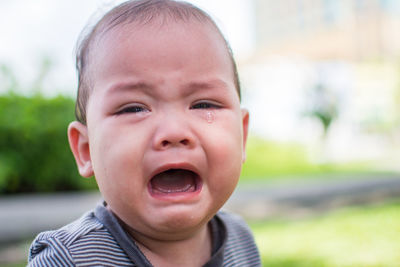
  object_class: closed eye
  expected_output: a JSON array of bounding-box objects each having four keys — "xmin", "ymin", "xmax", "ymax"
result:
[
  {"xmin": 191, "ymin": 101, "xmax": 221, "ymax": 110},
  {"xmin": 115, "ymin": 105, "xmax": 149, "ymax": 115}
]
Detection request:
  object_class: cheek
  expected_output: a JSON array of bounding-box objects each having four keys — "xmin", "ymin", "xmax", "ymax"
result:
[
  {"xmin": 210, "ymin": 112, "xmax": 244, "ymax": 160},
  {"xmin": 89, "ymin": 123, "xmax": 149, "ymax": 191},
  {"xmin": 205, "ymin": 116, "xmax": 244, "ymax": 191}
]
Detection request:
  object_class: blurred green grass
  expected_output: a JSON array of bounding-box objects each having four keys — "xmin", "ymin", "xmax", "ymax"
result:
[
  {"xmin": 250, "ymin": 201, "xmax": 400, "ymax": 267},
  {"xmin": 241, "ymin": 136, "xmax": 382, "ymax": 181}
]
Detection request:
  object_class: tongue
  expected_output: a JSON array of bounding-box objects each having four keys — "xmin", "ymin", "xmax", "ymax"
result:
[{"xmin": 151, "ymin": 169, "xmax": 196, "ymax": 194}]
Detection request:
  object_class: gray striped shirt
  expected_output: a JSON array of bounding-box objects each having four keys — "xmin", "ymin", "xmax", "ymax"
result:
[{"xmin": 28, "ymin": 203, "xmax": 261, "ymax": 266}]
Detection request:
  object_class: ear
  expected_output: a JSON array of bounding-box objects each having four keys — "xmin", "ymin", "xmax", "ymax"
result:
[
  {"xmin": 241, "ymin": 108, "xmax": 249, "ymax": 163},
  {"xmin": 68, "ymin": 121, "xmax": 94, "ymax": 178}
]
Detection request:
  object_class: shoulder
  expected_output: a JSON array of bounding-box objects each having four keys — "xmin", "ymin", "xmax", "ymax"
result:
[
  {"xmin": 217, "ymin": 211, "xmax": 261, "ymax": 267},
  {"xmin": 28, "ymin": 210, "xmax": 132, "ymax": 266}
]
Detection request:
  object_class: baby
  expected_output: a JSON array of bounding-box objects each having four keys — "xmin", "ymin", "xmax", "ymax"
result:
[{"xmin": 28, "ymin": 0, "xmax": 260, "ymax": 266}]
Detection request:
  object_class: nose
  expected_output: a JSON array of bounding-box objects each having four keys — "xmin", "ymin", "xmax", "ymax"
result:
[{"xmin": 152, "ymin": 112, "xmax": 196, "ymax": 150}]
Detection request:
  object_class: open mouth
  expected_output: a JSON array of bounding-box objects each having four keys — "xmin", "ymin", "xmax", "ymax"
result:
[{"xmin": 149, "ymin": 169, "xmax": 201, "ymax": 195}]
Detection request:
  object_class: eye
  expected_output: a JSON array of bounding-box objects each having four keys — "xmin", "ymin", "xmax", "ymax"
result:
[
  {"xmin": 191, "ymin": 101, "xmax": 220, "ymax": 110},
  {"xmin": 115, "ymin": 104, "xmax": 149, "ymax": 115}
]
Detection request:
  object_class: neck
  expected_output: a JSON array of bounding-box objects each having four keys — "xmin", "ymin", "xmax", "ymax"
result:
[{"xmin": 128, "ymin": 223, "xmax": 212, "ymax": 267}]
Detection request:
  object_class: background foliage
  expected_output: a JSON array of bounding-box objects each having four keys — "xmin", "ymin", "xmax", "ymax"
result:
[
  {"xmin": 0, "ymin": 92, "xmax": 97, "ymax": 194},
  {"xmin": 240, "ymin": 136, "xmax": 373, "ymax": 180}
]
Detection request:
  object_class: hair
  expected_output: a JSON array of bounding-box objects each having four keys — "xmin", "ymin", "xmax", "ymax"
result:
[{"xmin": 75, "ymin": 0, "xmax": 241, "ymax": 124}]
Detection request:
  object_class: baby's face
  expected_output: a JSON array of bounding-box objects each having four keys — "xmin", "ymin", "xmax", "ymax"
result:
[{"xmin": 83, "ymin": 21, "xmax": 248, "ymax": 239}]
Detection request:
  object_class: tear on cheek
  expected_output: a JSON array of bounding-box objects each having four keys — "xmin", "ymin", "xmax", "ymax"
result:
[
  {"xmin": 205, "ymin": 111, "xmax": 215, "ymax": 123},
  {"xmin": 149, "ymin": 169, "xmax": 202, "ymax": 196}
]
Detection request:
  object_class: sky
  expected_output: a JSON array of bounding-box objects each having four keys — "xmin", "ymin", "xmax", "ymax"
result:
[{"xmin": 0, "ymin": 0, "xmax": 254, "ymax": 96}]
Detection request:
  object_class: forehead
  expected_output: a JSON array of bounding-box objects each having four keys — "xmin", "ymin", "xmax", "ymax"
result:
[{"xmin": 90, "ymin": 19, "xmax": 233, "ymax": 76}]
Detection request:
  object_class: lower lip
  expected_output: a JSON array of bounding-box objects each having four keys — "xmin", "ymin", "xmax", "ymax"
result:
[{"xmin": 148, "ymin": 181, "xmax": 203, "ymax": 202}]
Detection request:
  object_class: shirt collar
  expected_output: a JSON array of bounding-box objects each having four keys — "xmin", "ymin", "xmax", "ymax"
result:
[{"xmin": 95, "ymin": 202, "xmax": 226, "ymax": 267}]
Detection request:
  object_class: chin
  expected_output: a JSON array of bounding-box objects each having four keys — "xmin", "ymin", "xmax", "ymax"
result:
[{"xmin": 152, "ymin": 205, "xmax": 214, "ymax": 234}]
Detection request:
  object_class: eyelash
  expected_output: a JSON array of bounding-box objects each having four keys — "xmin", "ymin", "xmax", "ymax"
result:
[
  {"xmin": 191, "ymin": 101, "xmax": 221, "ymax": 110},
  {"xmin": 115, "ymin": 105, "xmax": 149, "ymax": 115}
]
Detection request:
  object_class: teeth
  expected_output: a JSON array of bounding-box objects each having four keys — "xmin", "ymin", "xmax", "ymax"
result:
[
  {"xmin": 150, "ymin": 169, "xmax": 198, "ymax": 195},
  {"xmin": 155, "ymin": 183, "xmax": 194, "ymax": 194}
]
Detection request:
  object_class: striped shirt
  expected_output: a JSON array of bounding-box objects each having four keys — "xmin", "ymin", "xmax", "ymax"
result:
[{"xmin": 28, "ymin": 203, "xmax": 261, "ymax": 266}]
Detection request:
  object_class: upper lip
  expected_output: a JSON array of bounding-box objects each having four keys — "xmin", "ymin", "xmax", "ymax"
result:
[{"xmin": 149, "ymin": 162, "xmax": 201, "ymax": 180}]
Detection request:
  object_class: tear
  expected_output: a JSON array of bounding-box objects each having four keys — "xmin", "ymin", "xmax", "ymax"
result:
[{"xmin": 206, "ymin": 111, "xmax": 215, "ymax": 123}]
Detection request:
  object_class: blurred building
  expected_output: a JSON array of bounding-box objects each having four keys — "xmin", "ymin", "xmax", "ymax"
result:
[
  {"xmin": 241, "ymin": 0, "xmax": 400, "ymax": 166},
  {"xmin": 251, "ymin": 0, "xmax": 400, "ymax": 61}
]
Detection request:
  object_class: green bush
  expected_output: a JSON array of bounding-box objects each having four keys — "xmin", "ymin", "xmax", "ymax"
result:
[{"xmin": 0, "ymin": 93, "xmax": 97, "ymax": 194}]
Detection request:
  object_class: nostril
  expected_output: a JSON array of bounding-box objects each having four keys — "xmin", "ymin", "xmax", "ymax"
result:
[
  {"xmin": 162, "ymin": 140, "xmax": 169, "ymax": 147},
  {"xmin": 180, "ymin": 139, "xmax": 189, "ymax": 146},
  {"xmin": 158, "ymin": 138, "xmax": 190, "ymax": 149}
]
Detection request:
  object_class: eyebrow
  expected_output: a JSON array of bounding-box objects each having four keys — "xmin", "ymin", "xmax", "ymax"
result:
[
  {"xmin": 106, "ymin": 78, "xmax": 231, "ymax": 97},
  {"xmin": 185, "ymin": 79, "xmax": 229, "ymax": 90},
  {"xmin": 183, "ymin": 79, "xmax": 231, "ymax": 96},
  {"xmin": 107, "ymin": 81, "xmax": 153, "ymax": 95}
]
